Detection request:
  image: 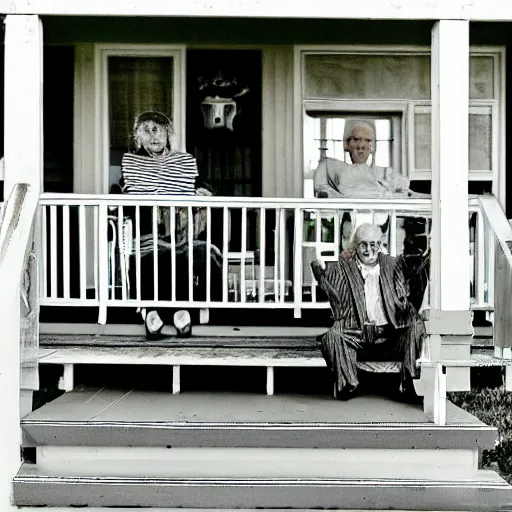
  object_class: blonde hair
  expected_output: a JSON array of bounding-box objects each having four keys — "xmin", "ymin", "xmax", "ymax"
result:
[{"xmin": 133, "ymin": 111, "xmax": 176, "ymax": 153}]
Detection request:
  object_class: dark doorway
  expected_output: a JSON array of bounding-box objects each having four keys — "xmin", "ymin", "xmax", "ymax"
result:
[{"xmin": 186, "ymin": 49, "xmax": 262, "ymax": 198}]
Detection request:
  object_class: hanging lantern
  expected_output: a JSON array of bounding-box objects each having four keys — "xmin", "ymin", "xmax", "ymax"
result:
[{"xmin": 200, "ymin": 95, "xmax": 237, "ymax": 131}]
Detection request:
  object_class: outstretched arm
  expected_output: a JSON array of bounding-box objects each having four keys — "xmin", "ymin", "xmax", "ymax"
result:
[{"xmin": 311, "ymin": 260, "xmax": 326, "ymax": 284}]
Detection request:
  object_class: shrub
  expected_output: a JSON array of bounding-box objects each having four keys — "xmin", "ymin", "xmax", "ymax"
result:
[{"xmin": 449, "ymin": 386, "xmax": 512, "ymax": 482}]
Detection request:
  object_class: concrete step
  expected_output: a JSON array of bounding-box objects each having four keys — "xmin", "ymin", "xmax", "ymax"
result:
[{"xmin": 13, "ymin": 464, "xmax": 512, "ymax": 511}]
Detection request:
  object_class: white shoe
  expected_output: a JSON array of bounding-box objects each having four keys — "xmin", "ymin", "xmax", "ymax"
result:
[
  {"xmin": 173, "ymin": 310, "xmax": 191, "ymax": 337},
  {"xmin": 144, "ymin": 310, "xmax": 164, "ymax": 340}
]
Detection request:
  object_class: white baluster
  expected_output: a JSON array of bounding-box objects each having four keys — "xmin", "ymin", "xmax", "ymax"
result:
[
  {"xmin": 206, "ymin": 206, "xmax": 212, "ymax": 303},
  {"xmin": 274, "ymin": 209, "xmax": 279, "ymax": 303},
  {"xmin": 98, "ymin": 203, "xmax": 109, "ymax": 324},
  {"xmin": 293, "ymin": 207, "xmax": 303, "ymax": 318},
  {"xmin": 170, "ymin": 206, "xmax": 176, "ymax": 302},
  {"xmin": 49, "ymin": 205, "xmax": 58, "ymax": 299},
  {"xmin": 62, "ymin": 205, "xmax": 70, "ymax": 299},
  {"xmin": 93, "ymin": 205, "xmax": 99, "ymax": 299},
  {"xmin": 259, "ymin": 207, "xmax": 266, "ymax": 303},
  {"xmin": 117, "ymin": 205, "xmax": 127, "ymax": 301},
  {"xmin": 41, "ymin": 205, "xmax": 47, "ymax": 298},
  {"xmin": 135, "ymin": 205, "xmax": 142, "ymax": 302},
  {"xmin": 79, "ymin": 205, "xmax": 87, "ymax": 300},
  {"xmin": 222, "ymin": 206, "xmax": 229, "ymax": 304},
  {"xmin": 279, "ymin": 208, "xmax": 285, "ymax": 303},
  {"xmin": 476, "ymin": 210, "xmax": 486, "ymax": 306},
  {"xmin": 188, "ymin": 205, "xmax": 194, "ymax": 302},
  {"xmin": 152, "ymin": 205, "xmax": 159, "ymax": 301},
  {"xmin": 241, "ymin": 206, "xmax": 247, "ymax": 303}
]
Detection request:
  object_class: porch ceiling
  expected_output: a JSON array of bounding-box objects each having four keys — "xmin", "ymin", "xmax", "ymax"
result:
[
  {"xmin": 36, "ymin": 17, "xmax": 511, "ymax": 51},
  {"xmin": 40, "ymin": 16, "xmax": 435, "ymax": 45}
]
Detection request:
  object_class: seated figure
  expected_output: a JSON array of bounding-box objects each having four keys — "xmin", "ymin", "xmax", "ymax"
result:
[
  {"xmin": 120, "ymin": 111, "xmax": 223, "ymax": 339},
  {"xmin": 313, "ymin": 119, "xmax": 429, "ymax": 258},
  {"xmin": 313, "ymin": 120, "xmax": 422, "ymax": 199},
  {"xmin": 311, "ymin": 223, "xmax": 430, "ymax": 402}
]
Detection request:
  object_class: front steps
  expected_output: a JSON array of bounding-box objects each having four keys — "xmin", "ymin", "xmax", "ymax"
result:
[
  {"xmin": 14, "ymin": 387, "xmax": 512, "ymax": 510},
  {"xmin": 13, "ymin": 468, "xmax": 510, "ymax": 510}
]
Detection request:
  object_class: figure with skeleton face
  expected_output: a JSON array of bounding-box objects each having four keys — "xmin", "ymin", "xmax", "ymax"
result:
[
  {"xmin": 313, "ymin": 119, "xmax": 429, "ymax": 259},
  {"xmin": 120, "ymin": 111, "xmax": 223, "ymax": 339},
  {"xmin": 311, "ymin": 223, "xmax": 429, "ymax": 401},
  {"xmin": 313, "ymin": 120, "xmax": 413, "ymax": 199}
]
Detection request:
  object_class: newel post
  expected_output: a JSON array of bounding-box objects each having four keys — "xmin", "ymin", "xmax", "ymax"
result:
[
  {"xmin": 422, "ymin": 20, "xmax": 473, "ymax": 419},
  {"xmin": 1, "ymin": 14, "xmax": 43, "ymax": 510}
]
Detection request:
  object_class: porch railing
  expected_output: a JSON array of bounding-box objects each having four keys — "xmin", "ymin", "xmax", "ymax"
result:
[
  {"xmin": 478, "ymin": 194, "xmax": 512, "ymax": 357},
  {"xmin": 38, "ymin": 194, "xmax": 492, "ymax": 324}
]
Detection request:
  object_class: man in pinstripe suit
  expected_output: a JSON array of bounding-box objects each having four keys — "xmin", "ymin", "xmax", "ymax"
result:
[{"xmin": 311, "ymin": 223, "xmax": 428, "ymax": 402}]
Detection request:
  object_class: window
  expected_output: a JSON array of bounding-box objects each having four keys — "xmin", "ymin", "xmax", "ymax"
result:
[
  {"xmin": 303, "ymin": 112, "xmax": 401, "ymax": 198},
  {"xmin": 96, "ymin": 45, "xmax": 185, "ymax": 193},
  {"xmin": 410, "ymin": 102, "xmax": 496, "ymax": 180},
  {"xmin": 298, "ymin": 47, "xmax": 504, "ymax": 191}
]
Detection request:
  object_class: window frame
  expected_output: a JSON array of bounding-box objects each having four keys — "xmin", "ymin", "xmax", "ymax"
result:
[
  {"xmin": 302, "ymin": 99, "xmax": 408, "ymax": 181},
  {"xmin": 294, "ymin": 45, "xmax": 505, "ymax": 197},
  {"xmin": 94, "ymin": 44, "xmax": 186, "ymax": 193},
  {"xmin": 409, "ymin": 100, "xmax": 499, "ymax": 181}
]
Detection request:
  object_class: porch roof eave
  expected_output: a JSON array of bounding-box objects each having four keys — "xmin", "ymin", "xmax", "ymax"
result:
[{"xmin": 1, "ymin": 0, "xmax": 511, "ymax": 22}]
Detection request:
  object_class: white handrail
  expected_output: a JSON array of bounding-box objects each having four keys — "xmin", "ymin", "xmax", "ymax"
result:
[
  {"xmin": 478, "ymin": 195, "xmax": 512, "ymax": 357},
  {"xmin": 40, "ymin": 193, "xmax": 432, "ymax": 211},
  {"xmin": 0, "ymin": 183, "xmax": 39, "ymax": 510},
  {"xmin": 478, "ymin": 195, "xmax": 512, "ymax": 268}
]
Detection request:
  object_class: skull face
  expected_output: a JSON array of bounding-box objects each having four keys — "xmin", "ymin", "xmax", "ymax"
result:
[
  {"xmin": 355, "ymin": 225, "xmax": 382, "ymax": 266},
  {"xmin": 201, "ymin": 96, "xmax": 237, "ymax": 131}
]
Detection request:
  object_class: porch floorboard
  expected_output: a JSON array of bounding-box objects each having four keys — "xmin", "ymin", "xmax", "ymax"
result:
[{"xmin": 39, "ymin": 334, "xmax": 320, "ymax": 348}]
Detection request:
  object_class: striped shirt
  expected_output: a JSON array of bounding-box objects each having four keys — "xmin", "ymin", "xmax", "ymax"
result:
[{"xmin": 121, "ymin": 152, "xmax": 199, "ymax": 195}]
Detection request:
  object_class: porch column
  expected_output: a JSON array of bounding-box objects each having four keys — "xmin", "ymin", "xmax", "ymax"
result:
[
  {"xmin": 1, "ymin": 14, "xmax": 43, "ymax": 511},
  {"xmin": 424, "ymin": 20, "xmax": 473, "ymax": 414},
  {"xmin": 431, "ymin": 19, "xmax": 470, "ymax": 311},
  {"xmin": 4, "ymin": 16, "xmax": 44, "ymax": 198}
]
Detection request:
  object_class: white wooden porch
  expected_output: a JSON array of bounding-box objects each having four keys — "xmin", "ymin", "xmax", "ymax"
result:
[{"xmin": 2, "ymin": 11, "xmax": 512, "ymax": 512}]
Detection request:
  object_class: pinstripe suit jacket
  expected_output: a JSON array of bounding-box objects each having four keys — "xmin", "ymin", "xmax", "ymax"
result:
[{"xmin": 314, "ymin": 253, "xmax": 423, "ymax": 332}]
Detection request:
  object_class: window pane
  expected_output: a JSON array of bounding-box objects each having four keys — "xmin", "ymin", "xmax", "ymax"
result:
[
  {"xmin": 304, "ymin": 54, "xmax": 431, "ymax": 100},
  {"xmin": 414, "ymin": 113, "xmax": 431, "ymax": 170},
  {"xmin": 108, "ymin": 56, "xmax": 174, "ymax": 190},
  {"xmin": 304, "ymin": 114, "xmax": 394, "ymax": 171},
  {"xmin": 414, "ymin": 110, "xmax": 493, "ymax": 172},
  {"xmin": 304, "ymin": 54, "xmax": 495, "ymax": 101},
  {"xmin": 469, "ymin": 112, "xmax": 492, "ymax": 171},
  {"xmin": 303, "ymin": 113, "xmax": 398, "ymax": 198},
  {"xmin": 469, "ymin": 56, "xmax": 494, "ymax": 100}
]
